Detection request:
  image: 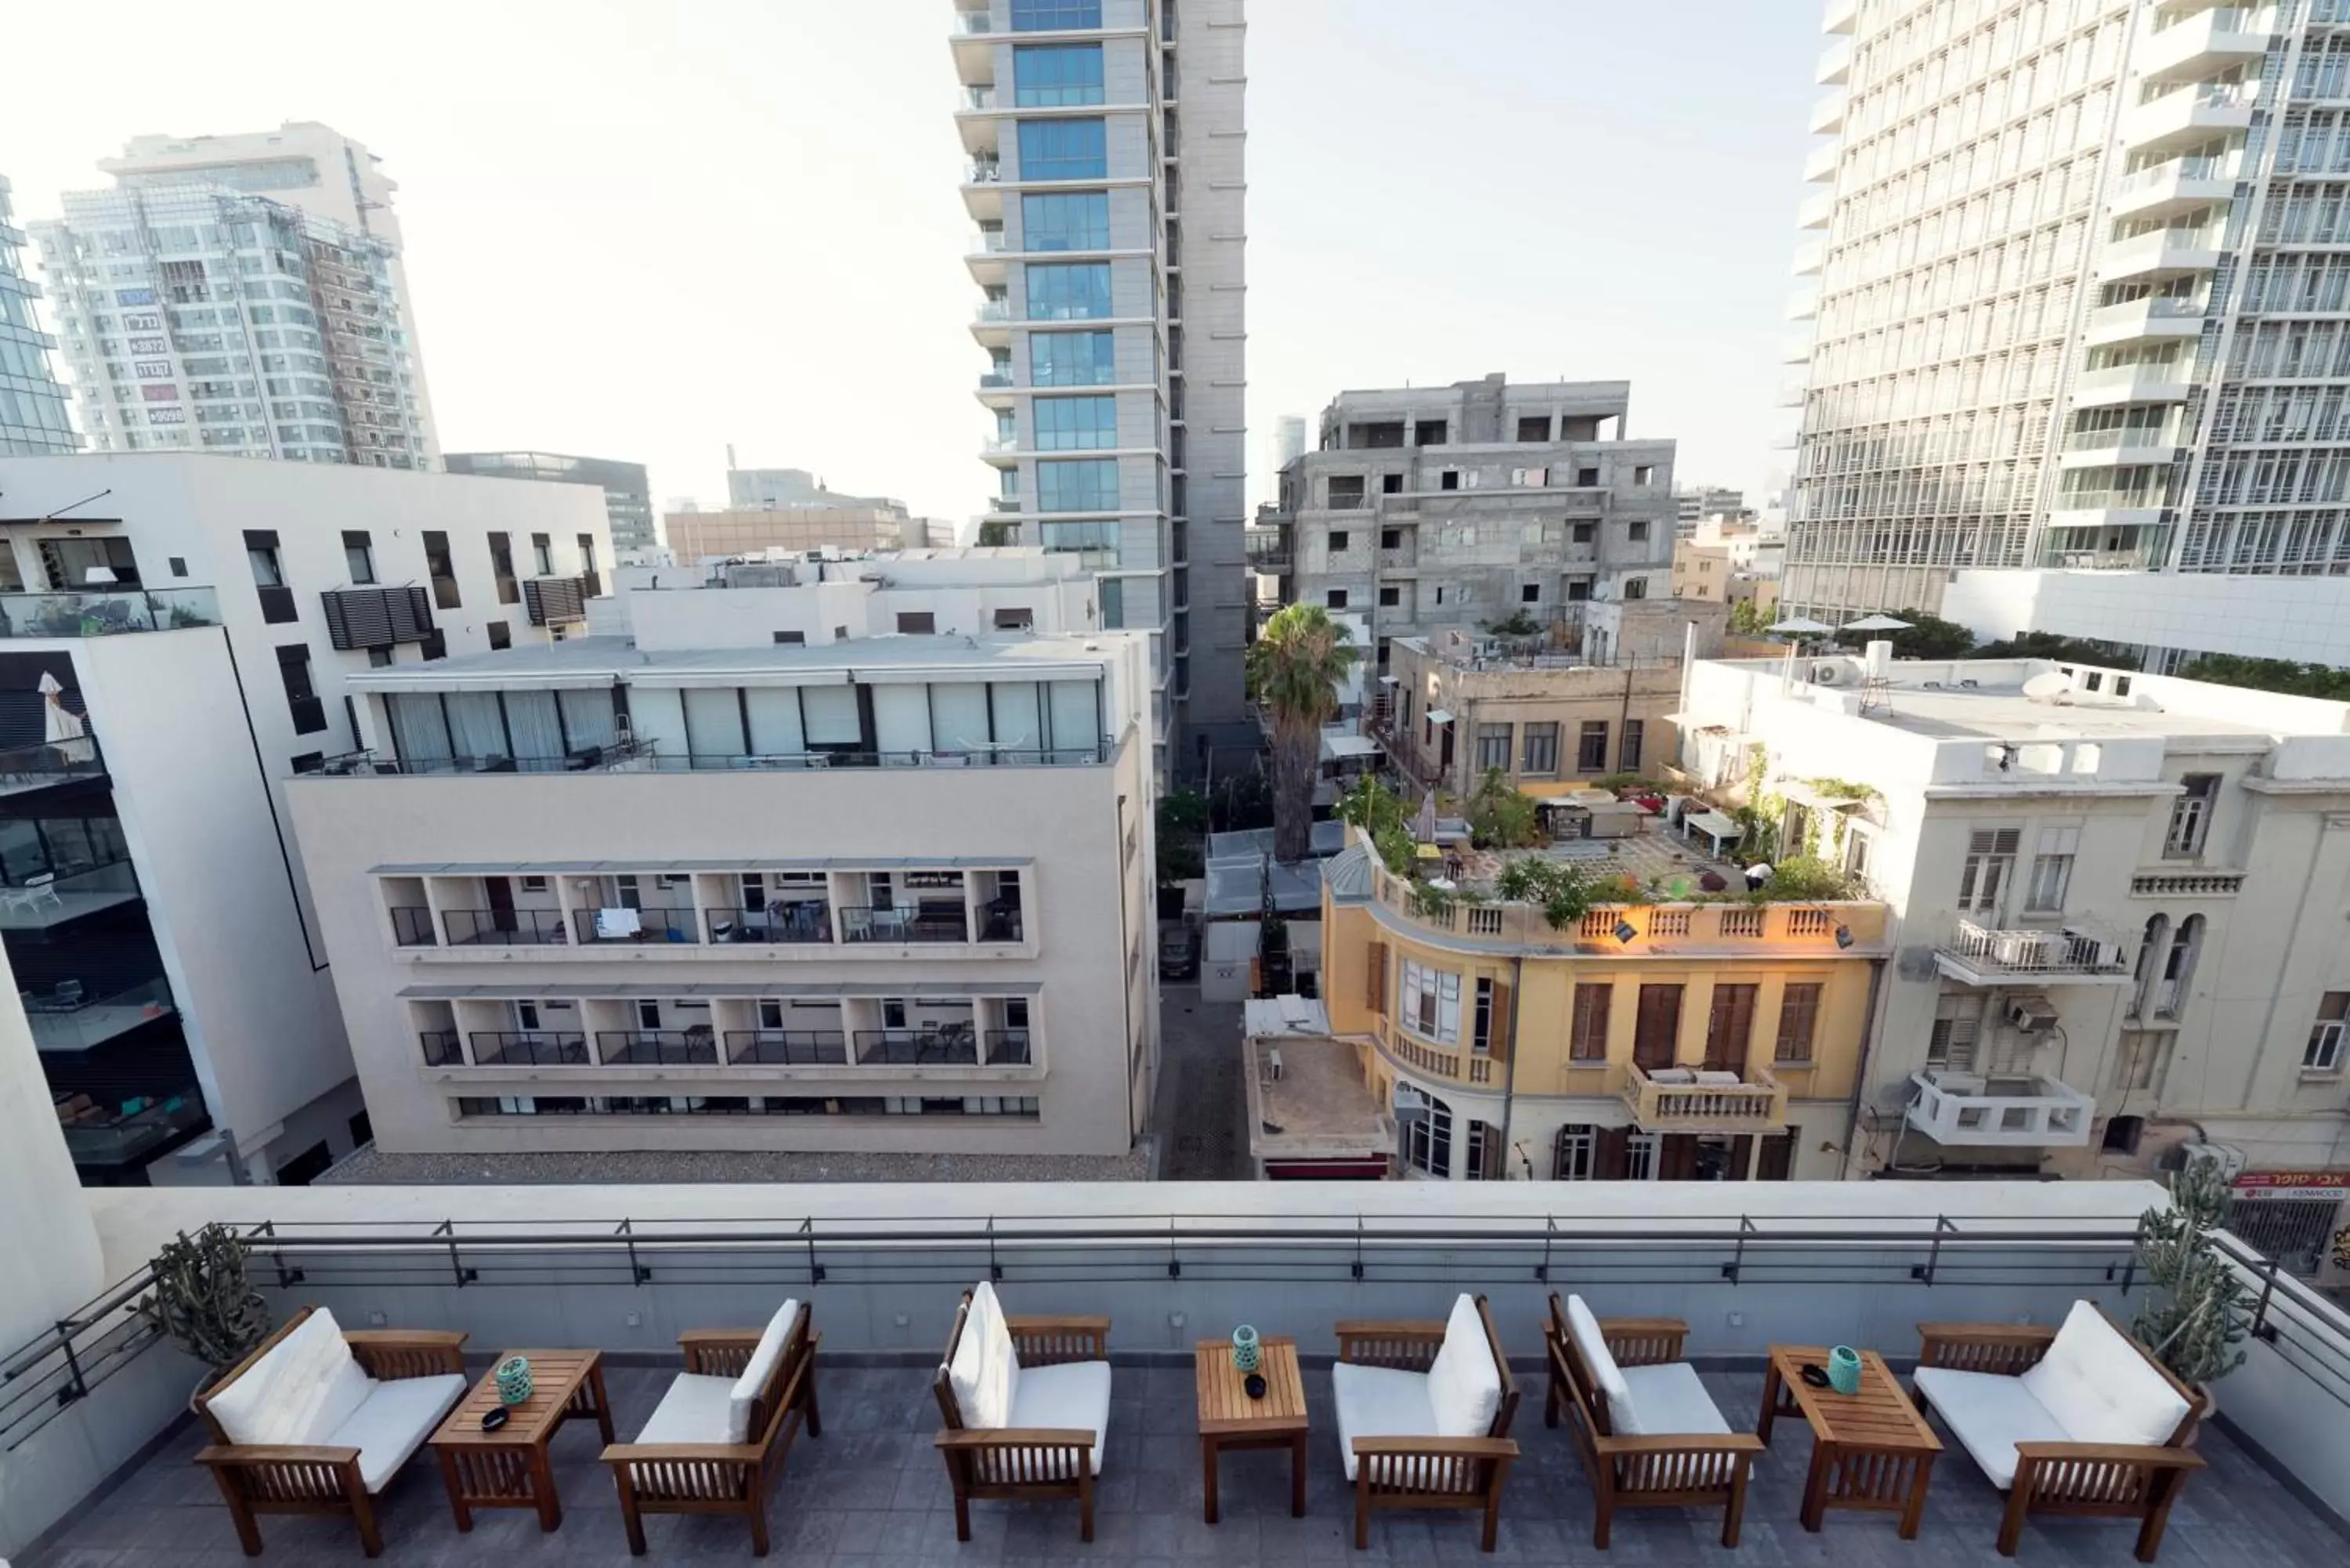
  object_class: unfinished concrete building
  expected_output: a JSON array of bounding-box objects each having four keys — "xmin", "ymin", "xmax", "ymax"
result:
[{"xmin": 1263, "ymin": 374, "xmax": 1677, "ymax": 672}]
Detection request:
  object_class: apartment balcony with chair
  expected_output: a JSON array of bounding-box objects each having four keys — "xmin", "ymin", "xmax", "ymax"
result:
[
  {"xmin": 21, "ymin": 976, "xmax": 175, "ymax": 1053},
  {"xmin": 7, "ymin": 1182, "xmax": 2345, "ymax": 1568},
  {"xmin": 0, "ymin": 735, "xmax": 104, "ymax": 797},
  {"xmin": 1622, "ymin": 1061, "xmax": 1788, "ymax": 1133},
  {"xmin": 0, "ymin": 586, "xmax": 220, "ymax": 640},
  {"xmin": 1934, "ymin": 917, "xmax": 2133, "ymax": 985},
  {"xmin": 440, "ymin": 908, "xmax": 569, "ymax": 947},
  {"xmin": 0, "ymin": 859, "xmax": 141, "ymax": 930},
  {"xmin": 1904, "ymin": 1068, "xmax": 2096, "ymax": 1147},
  {"xmin": 595, "ymin": 1028, "xmax": 721, "ymax": 1067}
]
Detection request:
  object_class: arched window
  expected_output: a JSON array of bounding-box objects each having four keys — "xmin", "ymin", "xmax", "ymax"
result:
[
  {"xmin": 2133, "ymin": 915, "xmax": 2171, "ymax": 1018},
  {"xmin": 2159, "ymin": 915, "xmax": 2204, "ymax": 1019}
]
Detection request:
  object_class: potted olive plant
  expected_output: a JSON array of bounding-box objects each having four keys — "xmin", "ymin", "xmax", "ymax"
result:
[
  {"xmin": 2131, "ymin": 1156, "xmax": 2249, "ymax": 1424},
  {"xmin": 135, "ymin": 1223, "xmax": 272, "ymax": 1400}
]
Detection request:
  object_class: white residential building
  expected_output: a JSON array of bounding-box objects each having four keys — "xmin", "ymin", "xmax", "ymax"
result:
[
  {"xmin": 1784, "ymin": 1, "xmax": 2350, "ymax": 669},
  {"xmin": 285, "ymin": 563, "xmax": 1159, "ymax": 1163},
  {"xmin": 953, "ymin": 0, "xmax": 1249, "ymax": 780},
  {"xmin": 1676, "ymin": 646, "xmax": 2350, "ymax": 1180},
  {"xmin": 0, "ymin": 453, "xmax": 609, "ymax": 1185}
]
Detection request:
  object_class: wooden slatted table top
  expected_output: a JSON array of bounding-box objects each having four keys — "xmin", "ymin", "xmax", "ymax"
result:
[
  {"xmin": 432, "ymin": 1349, "xmax": 598, "ymax": 1449},
  {"xmin": 1195, "ymin": 1337, "xmax": 1307, "ymax": 1435},
  {"xmin": 1768, "ymin": 1345, "xmax": 1940, "ymax": 1453}
]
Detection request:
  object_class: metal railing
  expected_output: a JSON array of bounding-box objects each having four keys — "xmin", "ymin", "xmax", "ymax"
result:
[
  {"xmin": 0, "ymin": 586, "xmax": 220, "ymax": 639},
  {"xmin": 418, "ymin": 1029, "xmax": 462, "ymax": 1066},
  {"xmin": 387, "ymin": 905, "xmax": 436, "ymax": 946},
  {"xmin": 0, "ymin": 735, "xmax": 103, "ymax": 788},
  {"xmin": 706, "ymin": 905, "xmax": 834, "ymax": 943},
  {"xmin": 968, "ymin": 230, "xmax": 1006, "ymax": 254},
  {"xmin": 571, "ymin": 906, "xmax": 700, "ymax": 945},
  {"xmin": 316, "ymin": 739, "xmax": 653, "ymax": 776},
  {"xmin": 841, "ymin": 905, "xmax": 972, "ymax": 944},
  {"xmin": 2064, "ymin": 425, "xmax": 2181, "ymax": 451},
  {"xmin": 725, "ymin": 1029, "xmax": 850, "ymax": 1065},
  {"xmin": 967, "ymin": 160, "xmax": 1002, "ymax": 183},
  {"xmin": 985, "ymin": 1029, "xmax": 1034, "ymax": 1065},
  {"xmin": 2117, "ymin": 156, "xmax": 2230, "ymax": 194},
  {"xmin": 466, "ymin": 1031, "xmax": 588, "ymax": 1066},
  {"xmin": 855, "ymin": 1027, "xmax": 982, "ymax": 1064},
  {"xmin": 1942, "ymin": 918, "xmax": 2130, "ymax": 977},
  {"xmin": 443, "ymin": 908, "xmax": 569, "ymax": 946},
  {"xmin": 597, "ymin": 1030, "xmax": 721, "ymax": 1066},
  {"xmin": 979, "ymin": 907, "xmax": 1024, "ymax": 942},
  {"xmin": 647, "ymin": 746, "xmax": 1109, "ymax": 771}
]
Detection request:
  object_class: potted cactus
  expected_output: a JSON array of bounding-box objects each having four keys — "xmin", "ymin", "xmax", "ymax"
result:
[
  {"xmin": 2131, "ymin": 1156, "xmax": 2249, "ymax": 1425},
  {"xmin": 135, "ymin": 1223, "xmax": 271, "ymax": 1396}
]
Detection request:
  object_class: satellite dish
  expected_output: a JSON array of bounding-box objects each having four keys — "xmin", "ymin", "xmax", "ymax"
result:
[{"xmin": 2022, "ymin": 672, "xmax": 2069, "ymax": 701}]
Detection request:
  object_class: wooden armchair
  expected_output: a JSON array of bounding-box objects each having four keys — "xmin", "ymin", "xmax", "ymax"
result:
[
  {"xmin": 932, "ymin": 1284, "xmax": 1113, "ymax": 1544},
  {"xmin": 1912, "ymin": 1304, "xmax": 2206, "ymax": 1561},
  {"xmin": 193, "ymin": 1306, "xmax": 469, "ymax": 1558},
  {"xmin": 1542, "ymin": 1294, "xmax": 1762, "ymax": 1548},
  {"xmin": 1332, "ymin": 1294, "xmax": 1520, "ymax": 1552},
  {"xmin": 601, "ymin": 1299, "xmax": 821, "ymax": 1557}
]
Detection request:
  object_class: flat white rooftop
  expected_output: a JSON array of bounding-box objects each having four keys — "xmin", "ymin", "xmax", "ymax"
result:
[{"xmin": 346, "ymin": 631, "xmax": 1130, "ymax": 691}]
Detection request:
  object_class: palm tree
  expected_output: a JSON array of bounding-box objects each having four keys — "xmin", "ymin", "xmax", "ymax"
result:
[{"xmin": 1246, "ymin": 604, "xmax": 1360, "ymax": 862}]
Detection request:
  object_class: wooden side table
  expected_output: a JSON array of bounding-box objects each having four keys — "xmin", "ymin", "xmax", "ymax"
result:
[
  {"xmin": 1195, "ymin": 1336, "xmax": 1307, "ymax": 1524},
  {"xmin": 429, "ymin": 1349, "xmax": 614, "ymax": 1532},
  {"xmin": 1758, "ymin": 1345, "xmax": 1941, "ymax": 1537}
]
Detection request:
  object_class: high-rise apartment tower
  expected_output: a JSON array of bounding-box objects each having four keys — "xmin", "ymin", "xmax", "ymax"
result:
[
  {"xmin": 0, "ymin": 175, "xmax": 76, "ymax": 456},
  {"xmin": 1784, "ymin": 0, "xmax": 2350, "ymax": 658},
  {"xmin": 953, "ymin": 0, "xmax": 1248, "ymax": 780}
]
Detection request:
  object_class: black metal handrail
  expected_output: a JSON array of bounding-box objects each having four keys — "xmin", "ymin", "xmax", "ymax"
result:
[
  {"xmin": 316, "ymin": 739, "xmax": 652, "ymax": 776},
  {"xmin": 985, "ymin": 1029, "xmax": 1034, "ymax": 1065},
  {"xmin": 388, "ymin": 905, "xmax": 436, "ymax": 946},
  {"xmin": 855, "ymin": 1027, "xmax": 981, "ymax": 1064},
  {"xmin": 979, "ymin": 908, "xmax": 1024, "ymax": 942},
  {"xmin": 466, "ymin": 1031, "xmax": 588, "ymax": 1066},
  {"xmin": 443, "ymin": 909, "xmax": 569, "ymax": 945},
  {"xmin": 840, "ymin": 906, "xmax": 971, "ymax": 944},
  {"xmin": 706, "ymin": 904, "xmax": 835, "ymax": 943},
  {"xmin": 725, "ymin": 1028, "xmax": 851, "ymax": 1065},
  {"xmin": 572, "ymin": 907, "xmax": 699, "ymax": 945},
  {"xmin": 418, "ymin": 1030, "xmax": 462, "ymax": 1066},
  {"xmin": 596, "ymin": 1030, "xmax": 720, "ymax": 1065}
]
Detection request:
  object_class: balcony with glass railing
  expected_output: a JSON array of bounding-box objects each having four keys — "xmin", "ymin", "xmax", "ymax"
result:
[
  {"xmin": 2121, "ymin": 79, "xmax": 2258, "ymax": 154},
  {"xmin": 2139, "ymin": 6, "xmax": 2275, "ymax": 81},
  {"xmin": 0, "ymin": 586, "xmax": 220, "ymax": 639},
  {"xmin": 2084, "ymin": 292, "xmax": 2209, "ymax": 347},
  {"xmin": 2110, "ymin": 154, "xmax": 2239, "ymax": 221}
]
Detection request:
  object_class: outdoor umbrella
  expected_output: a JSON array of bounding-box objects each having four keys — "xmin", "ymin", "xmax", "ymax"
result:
[
  {"xmin": 1840, "ymin": 613, "xmax": 1914, "ymax": 634},
  {"xmin": 38, "ymin": 672, "xmax": 85, "ymax": 751},
  {"xmin": 1766, "ymin": 617, "xmax": 1838, "ymax": 695}
]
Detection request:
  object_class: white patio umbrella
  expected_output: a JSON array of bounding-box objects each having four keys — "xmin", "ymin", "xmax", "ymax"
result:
[
  {"xmin": 1840, "ymin": 613, "xmax": 1914, "ymax": 634},
  {"xmin": 1766, "ymin": 617, "xmax": 1838, "ymax": 696},
  {"xmin": 38, "ymin": 671, "xmax": 85, "ymax": 748},
  {"xmin": 1413, "ymin": 789, "xmax": 1438, "ymax": 844}
]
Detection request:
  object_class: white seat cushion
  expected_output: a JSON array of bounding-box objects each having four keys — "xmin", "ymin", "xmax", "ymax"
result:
[
  {"xmin": 634, "ymin": 1372, "xmax": 737, "ymax": 1446},
  {"xmin": 2020, "ymin": 1301, "xmax": 2189, "ymax": 1450},
  {"xmin": 321, "ymin": 1373, "xmax": 467, "ymax": 1493},
  {"xmin": 1004, "ymin": 1359, "xmax": 1112, "ymax": 1477},
  {"xmin": 1563, "ymin": 1295, "xmax": 1633, "ymax": 1433},
  {"xmin": 1426, "ymin": 1295, "xmax": 1502, "ymax": 1438},
  {"xmin": 1614, "ymin": 1362, "xmax": 1730, "ymax": 1438},
  {"xmin": 1914, "ymin": 1367, "xmax": 2073, "ymax": 1490},
  {"xmin": 1331, "ymin": 1360, "xmax": 1437, "ymax": 1483},
  {"xmin": 207, "ymin": 1310, "xmax": 374, "ymax": 1449},
  {"xmin": 728, "ymin": 1298, "xmax": 801, "ymax": 1444},
  {"xmin": 945, "ymin": 1281, "xmax": 1018, "ymax": 1430}
]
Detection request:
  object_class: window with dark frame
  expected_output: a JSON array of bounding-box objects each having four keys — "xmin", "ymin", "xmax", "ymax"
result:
[
  {"xmin": 1379, "ymin": 586, "xmax": 1400, "ymax": 606},
  {"xmin": 1775, "ymin": 983, "xmax": 1822, "ymax": 1064},
  {"xmin": 486, "ymin": 621, "xmax": 511, "ymax": 651},
  {"xmin": 531, "ymin": 533, "xmax": 555, "ymax": 576},
  {"xmin": 421, "ymin": 529, "xmax": 460, "ymax": 609},
  {"xmin": 1620, "ymin": 719, "xmax": 1644, "ymax": 773},
  {"xmin": 276, "ymin": 644, "xmax": 326, "ymax": 735},
  {"xmin": 1440, "ymin": 471, "xmax": 1460, "ymax": 491},
  {"xmin": 1382, "ymin": 473, "xmax": 1403, "ymax": 493},
  {"xmin": 2165, "ymin": 773, "xmax": 2220, "ymax": 858},
  {"xmin": 1476, "ymin": 722, "xmax": 1510, "ymax": 771},
  {"xmin": 342, "ymin": 530, "xmax": 375, "ymax": 584},
  {"xmin": 1577, "ymin": 719, "xmax": 1609, "ymax": 771},
  {"xmin": 773, "ymin": 630, "xmax": 806, "ymax": 645},
  {"xmin": 1328, "ymin": 529, "xmax": 1350, "ymax": 551},
  {"xmin": 896, "ymin": 612, "xmax": 937, "ymax": 634},
  {"xmin": 487, "ymin": 532, "xmax": 519, "ymax": 602},
  {"xmin": 1520, "ymin": 583, "xmax": 1539, "ymax": 602},
  {"xmin": 1570, "ymin": 984, "xmax": 1611, "ymax": 1061},
  {"xmin": 1522, "ymin": 721, "xmax": 1559, "ymax": 774}
]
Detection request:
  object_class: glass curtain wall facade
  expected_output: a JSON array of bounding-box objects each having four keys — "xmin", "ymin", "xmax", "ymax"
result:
[
  {"xmin": 0, "ymin": 175, "xmax": 78, "ymax": 454},
  {"xmin": 1788, "ymin": 0, "xmax": 2350, "ymax": 620}
]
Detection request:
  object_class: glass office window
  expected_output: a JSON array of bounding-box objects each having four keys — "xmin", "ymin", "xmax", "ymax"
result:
[
  {"xmin": 1033, "ymin": 395, "xmax": 1116, "ymax": 450},
  {"xmin": 1030, "ymin": 330, "xmax": 1117, "ymax": 386},
  {"xmin": 1024, "ymin": 262, "xmax": 1113, "ymax": 320},
  {"xmin": 1014, "ymin": 44, "xmax": 1104, "ymax": 107},
  {"xmin": 1021, "ymin": 191, "xmax": 1110, "ymax": 252},
  {"xmin": 1036, "ymin": 457, "xmax": 1120, "ymax": 511},
  {"xmin": 1010, "ymin": 0, "xmax": 1101, "ymax": 29},
  {"xmin": 1098, "ymin": 577, "xmax": 1124, "ymax": 627},
  {"xmin": 1017, "ymin": 118, "xmax": 1106, "ymax": 181},
  {"xmin": 1040, "ymin": 520, "xmax": 1119, "ymax": 565}
]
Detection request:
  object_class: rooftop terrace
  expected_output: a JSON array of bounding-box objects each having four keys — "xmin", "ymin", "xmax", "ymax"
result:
[{"xmin": 5, "ymin": 1182, "xmax": 2345, "ymax": 1568}]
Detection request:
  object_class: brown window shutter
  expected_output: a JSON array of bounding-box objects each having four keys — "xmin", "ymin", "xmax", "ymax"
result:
[
  {"xmin": 1659, "ymin": 1133, "xmax": 1699, "ymax": 1181},
  {"xmin": 1571, "ymin": 983, "xmax": 1612, "ymax": 1061},
  {"xmin": 1366, "ymin": 941, "xmax": 1387, "ymax": 1014},
  {"xmin": 1705, "ymin": 984, "xmax": 1759, "ymax": 1072},
  {"xmin": 1757, "ymin": 1133, "xmax": 1795, "ymax": 1180},
  {"xmin": 1488, "ymin": 980, "xmax": 1512, "ymax": 1060},
  {"xmin": 1596, "ymin": 1125, "xmax": 1630, "ymax": 1180},
  {"xmin": 1634, "ymin": 984, "xmax": 1683, "ymax": 1069}
]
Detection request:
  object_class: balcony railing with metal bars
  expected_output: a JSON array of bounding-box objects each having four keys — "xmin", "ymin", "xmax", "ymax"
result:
[
  {"xmin": 1940, "ymin": 918, "xmax": 2131, "ymax": 979},
  {"xmin": 725, "ymin": 1029, "xmax": 850, "ymax": 1065},
  {"xmin": 570, "ymin": 907, "xmax": 700, "ymax": 945},
  {"xmin": 985, "ymin": 1029, "xmax": 1033, "ymax": 1065},
  {"xmin": 418, "ymin": 1030, "xmax": 462, "ymax": 1066},
  {"xmin": 466, "ymin": 1031, "xmax": 588, "ymax": 1066},
  {"xmin": 596, "ymin": 1030, "xmax": 721, "ymax": 1066},
  {"xmin": 840, "ymin": 905, "xmax": 972, "ymax": 944},
  {"xmin": 443, "ymin": 909, "xmax": 569, "ymax": 946},
  {"xmin": 706, "ymin": 904, "xmax": 835, "ymax": 943},
  {"xmin": 855, "ymin": 1027, "xmax": 982, "ymax": 1065},
  {"xmin": 388, "ymin": 905, "xmax": 436, "ymax": 946}
]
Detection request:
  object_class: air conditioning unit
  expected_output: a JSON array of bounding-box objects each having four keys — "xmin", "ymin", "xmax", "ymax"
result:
[
  {"xmin": 1810, "ymin": 662, "xmax": 1844, "ymax": 685},
  {"xmin": 2006, "ymin": 993, "xmax": 2059, "ymax": 1032}
]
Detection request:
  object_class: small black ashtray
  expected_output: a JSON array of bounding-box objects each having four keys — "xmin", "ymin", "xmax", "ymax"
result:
[
  {"xmin": 1799, "ymin": 1364, "xmax": 1831, "ymax": 1390},
  {"xmin": 1243, "ymin": 1373, "xmax": 1267, "ymax": 1400},
  {"xmin": 479, "ymin": 1407, "xmax": 510, "ymax": 1432}
]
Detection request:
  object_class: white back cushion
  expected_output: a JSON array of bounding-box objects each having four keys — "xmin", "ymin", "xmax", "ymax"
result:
[
  {"xmin": 726, "ymin": 1298, "xmax": 802, "ymax": 1445},
  {"xmin": 207, "ymin": 1309, "xmax": 373, "ymax": 1448},
  {"xmin": 945, "ymin": 1281, "xmax": 1019, "ymax": 1429},
  {"xmin": 1425, "ymin": 1295, "xmax": 1502, "ymax": 1438},
  {"xmin": 1564, "ymin": 1295, "xmax": 1635, "ymax": 1433},
  {"xmin": 2019, "ymin": 1300, "xmax": 2190, "ymax": 1449}
]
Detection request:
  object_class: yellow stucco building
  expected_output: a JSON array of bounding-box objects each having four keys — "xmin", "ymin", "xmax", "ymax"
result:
[{"xmin": 1318, "ymin": 836, "xmax": 1889, "ymax": 1181}]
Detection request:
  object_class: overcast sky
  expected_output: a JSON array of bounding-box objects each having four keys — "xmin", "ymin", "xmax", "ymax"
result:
[{"xmin": 0, "ymin": 1, "xmax": 1822, "ymax": 522}]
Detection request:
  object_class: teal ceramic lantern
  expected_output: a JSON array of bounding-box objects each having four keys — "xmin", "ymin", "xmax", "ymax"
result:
[
  {"xmin": 494, "ymin": 1355, "xmax": 533, "ymax": 1405},
  {"xmin": 1231, "ymin": 1324, "xmax": 1261, "ymax": 1373},
  {"xmin": 1827, "ymin": 1345, "xmax": 1862, "ymax": 1396}
]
